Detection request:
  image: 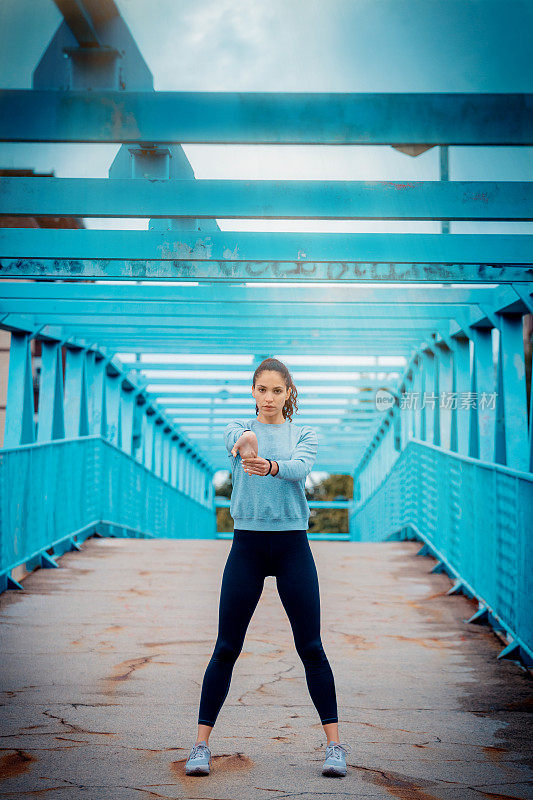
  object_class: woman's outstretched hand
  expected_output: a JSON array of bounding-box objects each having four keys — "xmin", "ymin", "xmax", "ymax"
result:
[{"xmin": 230, "ymin": 430, "xmax": 257, "ymax": 459}]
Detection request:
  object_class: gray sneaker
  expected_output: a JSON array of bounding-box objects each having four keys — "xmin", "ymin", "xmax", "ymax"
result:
[
  {"xmin": 321, "ymin": 741, "xmax": 352, "ymax": 776},
  {"xmin": 185, "ymin": 740, "xmax": 212, "ymax": 775}
]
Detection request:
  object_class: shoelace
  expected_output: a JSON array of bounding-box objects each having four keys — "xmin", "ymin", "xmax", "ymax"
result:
[
  {"xmin": 325, "ymin": 741, "xmax": 352, "ymax": 758},
  {"xmin": 189, "ymin": 743, "xmax": 210, "ymax": 759}
]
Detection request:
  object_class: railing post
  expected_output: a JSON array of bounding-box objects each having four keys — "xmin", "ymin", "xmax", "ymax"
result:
[
  {"xmin": 412, "ymin": 355, "xmax": 423, "ymax": 440},
  {"xmin": 162, "ymin": 424, "xmax": 172, "ymax": 482},
  {"xmin": 88, "ymin": 353, "xmax": 107, "ymax": 437},
  {"xmin": 184, "ymin": 449, "xmax": 191, "ymax": 495},
  {"xmin": 37, "ymin": 339, "xmax": 65, "ymax": 442},
  {"xmin": 4, "ymin": 331, "xmax": 35, "ymax": 447},
  {"xmin": 143, "ymin": 409, "xmax": 156, "ymax": 471},
  {"xmin": 104, "ymin": 365, "xmax": 121, "ymax": 447},
  {"xmin": 132, "ymin": 392, "xmax": 146, "ymax": 461},
  {"xmin": 451, "ymin": 335, "xmax": 472, "ymax": 457},
  {"xmin": 435, "ymin": 340, "xmax": 454, "ymax": 451},
  {"xmin": 170, "ymin": 436, "xmax": 179, "ymax": 487},
  {"xmin": 64, "ymin": 345, "xmax": 89, "ymax": 438},
  {"xmin": 496, "ymin": 312, "xmax": 529, "ymax": 471},
  {"xmin": 400, "ymin": 369, "xmax": 414, "ymax": 448},
  {"xmin": 421, "ymin": 348, "xmax": 437, "ymax": 444},
  {"xmin": 470, "ymin": 327, "xmax": 496, "ymax": 463},
  {"xmin": 153, "ymin": 416, "xmax": 164, "ymax": 477},
  {"xmin": 120, "ymin": 384, "xmax": 136, "ymax": 455}
]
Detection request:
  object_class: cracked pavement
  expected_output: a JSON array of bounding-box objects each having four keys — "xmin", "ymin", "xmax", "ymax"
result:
[{"xmin": 0, "ymin": 536, "xmax": 532, "ymax": 799}]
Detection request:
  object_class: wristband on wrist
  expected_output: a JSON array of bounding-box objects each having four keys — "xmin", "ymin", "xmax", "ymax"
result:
[{"xmin": 266, "ymin": 458, "xmax": 272, "ymax": 475}]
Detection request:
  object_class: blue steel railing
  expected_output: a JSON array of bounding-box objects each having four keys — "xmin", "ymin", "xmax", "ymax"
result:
[
  {"xmin": 350, "ymin": 438, "xmax": 533, "ymax": 665},
  {"xmin": 0, "ymin": 435, "xmax": 216, "ymax": 591}
]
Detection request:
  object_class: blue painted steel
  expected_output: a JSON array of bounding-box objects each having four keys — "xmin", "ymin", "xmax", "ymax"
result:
[
  {"xmin": 1, "ymin": 260, "xmax": 531, "ymax": 282},
  {"xmin": 350, "ymin": 439, "xmax": 533, "ymax": 662},
  {"xmin": 37, "ymin": 340, "xmax": 66, "ymax": 441},
  {"xmin": 215, "ymin": 497, "xmax": 352, "ymax": 510},
  {"xmin": 2, "ymin": 177, "xmax": 532, "ymax": 221},
  {"xmin": 33, "ymin": 0, "xmax": 153, "ymax": 92},
  {"xmin": 3, "ymin": 332, "xmax": 35, "ymax": 447},
  {"xmin": 2, "ymin": 328, "xmax": 212, "ymax": 470},
  {"xmin": 1, "ymin": 90, "xmax": 532, "ymax": 144},
  {"xmin": 1, "ymin": 229, "xmax": 532, "ymax": 263},
  {"xmin": 217, "ymin": 531, "xmax": 352, "ymax": 541},
  {"xmin": 497, "ymin": 313, "xmax": 530, "ymax": 472},
  {"xmin": 0, "ymin": 436, "xmax": 216, "ymax": 589},
  {"xmin": 0, "ymin": 280, "xmax": 503, "ymax": 305}
]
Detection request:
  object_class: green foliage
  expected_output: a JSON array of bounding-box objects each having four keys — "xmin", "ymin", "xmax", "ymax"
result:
[
  {"xmin": 307, "ymin": 473, "xmax": 353, "ymax": 534},
  {"xmin": 215, "ymin": 472, "xmax": 234, "ymax": 532},
  {"xmin": 216, "ymin": 472, "xmax": 353, "ymax": 534}
]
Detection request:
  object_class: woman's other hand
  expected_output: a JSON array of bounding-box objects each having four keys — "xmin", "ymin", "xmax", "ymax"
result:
[
  {"xmin": 241, "ymin": 456, "xmax": 277, "ymax": 476},
  {"xmin": 231, "ymin": 430, "xmax": 258, "ymax": 459}
]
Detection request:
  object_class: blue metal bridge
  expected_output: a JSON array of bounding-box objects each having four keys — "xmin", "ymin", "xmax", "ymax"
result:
[{"xmin": 0, "ymin": 0, "xmax": 532, "ymax": 692}]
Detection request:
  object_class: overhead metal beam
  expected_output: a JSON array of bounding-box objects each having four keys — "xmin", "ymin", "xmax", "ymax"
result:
[
  {"xmin": 1, "ymin": 229, "xmax": 532, "ymax": 264},
  {"xmin": 0, "ymin": 303, "xmax": 480, "ymax": 321},
  {"xmin": 122, "ymin": 363, "xmax": 407, "ymax": 373},
  {"xmin": 1, "ymin": 259, "xmax": 530, "ymax": 282},
  {"xmin": 8, "ymin": 316, "xmax": 462, "ymax": 333},
  {"xmin": 145, "ymin": 378, "xmax": 400, "ymax": 388},
  {"xmin": 0, "ymin": 282, "xmax": 502, "ymax": 304},
  {"xmin": 1, "ymin": 90, "xmax": 532, "ymax": 144},
  {"xmin": 2, "ymin": 177, "xmax": 532, "ymax": 221},
  {"xmin": 54, "ymin": 338, "xmax": 419, "ymax": 356},
  {"xmin": 52, "ymin": 0, "xmax": 106, "ymax": 46}
]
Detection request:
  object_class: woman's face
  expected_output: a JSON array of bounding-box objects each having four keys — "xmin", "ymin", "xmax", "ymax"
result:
[{"xmin": 252, "ymin": 371, "xmax": 291, "ymax": 417}]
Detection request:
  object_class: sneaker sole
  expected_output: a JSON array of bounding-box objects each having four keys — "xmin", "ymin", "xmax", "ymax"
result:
[
  {"xmin": 185, "ymin": 764, "xmax": 210, "ymax": 775},
  {"xmin": 322, "ymin": 765, "xmax": 346, "ymax": 777}
]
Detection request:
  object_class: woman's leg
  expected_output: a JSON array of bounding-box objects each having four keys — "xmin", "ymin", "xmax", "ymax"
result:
[
  {"xmin": 197, "ymin": 531, "xmax": 267, "ymax": 731},
  {"xmin": 273, "ymin": 532, "xmax": 338, "ymax": 729}
]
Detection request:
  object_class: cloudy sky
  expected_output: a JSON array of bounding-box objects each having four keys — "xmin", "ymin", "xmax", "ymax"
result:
[{"xmin": 0, "ymin": 0, "xmax": 531, "ymax": 232}]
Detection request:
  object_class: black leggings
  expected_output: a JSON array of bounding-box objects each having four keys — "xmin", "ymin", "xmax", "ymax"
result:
[{"xmin": 198, "ymin": 528, "xmax": 338, "ymax": 727}]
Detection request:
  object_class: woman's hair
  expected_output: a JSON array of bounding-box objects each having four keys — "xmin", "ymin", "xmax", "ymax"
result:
[{"xmin": 252, "ymin": 358, "xmax": 299, "ymax": 422}]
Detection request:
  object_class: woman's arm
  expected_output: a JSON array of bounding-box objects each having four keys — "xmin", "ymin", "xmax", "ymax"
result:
[{"xmin": 272, "ymin": 426, "xmax": 318, "ymax": 481}]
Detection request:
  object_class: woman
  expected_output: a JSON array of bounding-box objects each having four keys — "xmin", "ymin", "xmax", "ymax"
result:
[{"xmin": 185, "ymin": 357, "xmax": 351, "ymax": 777}]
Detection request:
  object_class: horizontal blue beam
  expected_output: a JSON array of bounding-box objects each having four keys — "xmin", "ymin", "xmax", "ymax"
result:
[
  {"xmin": 0, "ymin": 302, "xmax": 476, "ymax": 321},
  {"xmin": 6, "ymin": 311, "xmax": 455, "ymax": 329},
  {"xmin": 0, "ymin": 282, "xmax": 499, "ymax": 304},
  {"xmin": 126, "ymin": 378, "xmax": 398, "ymax": 388},
  {"xmin": 1, "ymin": 259, "xmax": 531, "ymax": 282},
  {"xmin": 1, "ymin": 91, "xmax": 532, "ymax": 144},
  {"xmin": 215, "ymin": 497, "xmax": 351, "ymax": 509},
  {"xmin": 2, "ymin": 177, "xmax": 532, "ymax": 221},
  {"xmin": 1, "ymin": 229, "xmax": 531, "ymax": 263},
  {"xmin": 38, "ymin": 337, "xmax": 418, "ymax": 357},
  {"xmin": 16, "ymin": 328, "xmax": 429, "ymax": 345}
]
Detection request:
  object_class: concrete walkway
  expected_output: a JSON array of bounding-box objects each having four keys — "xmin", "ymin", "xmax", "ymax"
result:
[{"xmin": 0, "ymin": 536, "xmax": 531, "ymax": 800}]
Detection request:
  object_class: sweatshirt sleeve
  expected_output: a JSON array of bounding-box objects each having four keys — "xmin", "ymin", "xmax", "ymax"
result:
[
  {"xmin": 224, "ymin": 420, "xmax": 251, "ymax": 457},
  {"xmin": 274, "ymin": 426, "xmax": 318, "ymax": 481}
]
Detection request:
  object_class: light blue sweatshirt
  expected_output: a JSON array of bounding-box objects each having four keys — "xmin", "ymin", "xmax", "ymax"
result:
[{"xmin": 224, "ymin": 417, "xmax": 319, "ymax": 531}]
